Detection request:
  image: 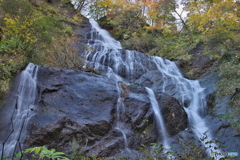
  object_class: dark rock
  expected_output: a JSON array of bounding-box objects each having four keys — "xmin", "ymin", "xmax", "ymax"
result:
[
  {"xmin": 22, "ymin": 67, "xmax": 162, "ymax": 158},
  {"xmin": 26, "ymin": 66, "xmax": 119, "ymax": 156},
  {"xmin": 179, "ymin": 42, "xmax": 216, "ymax": 79},
  {"xmin": 199, "ymin": 73, "xmax": 240, "ymax": 159},
  {"xmin": 199, "ymin": 73, "xmax": 218, "ymax": 114},
  {"xmin": 113, "ymin": 84, "xmax": 158, "ymax": 151},
  {"xmin": 156, "ymin": 93, "xmax": 188, "ymax": 136},
  {"xmin": 205, "ymin": 116, "xmax": 240, "ymax": 153},
  {"xmin": 124, "ymin": 85, "xmax": 157, "ymax": 147},
  {"xmin": 118, "ymin": 82, "xmax": 129, "ymax": 98},
  {"xmin": 192, "ymin": 55, "xmax": 214, "ymax": 77}
]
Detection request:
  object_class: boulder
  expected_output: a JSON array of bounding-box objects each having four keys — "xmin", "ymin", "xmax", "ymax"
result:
[{"xmin": 157, "ymin": 93, "xmax": 188, "ymax": 136}]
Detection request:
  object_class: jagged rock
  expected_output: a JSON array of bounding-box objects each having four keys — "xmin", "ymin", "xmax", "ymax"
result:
[
  {"xmin": 186, "ymin": 42, "xmax": 215, "ymax": 79},
  {"xmin": 124, "ymin": 85, "xmax": 157, "ymax": 149},
  {"xmin": 23, "ymin": 66, "xmax": 170, "ymax": 158}
]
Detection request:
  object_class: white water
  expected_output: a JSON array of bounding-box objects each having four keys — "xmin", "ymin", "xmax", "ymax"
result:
[
  {"xmin": 1, "ymin": 63, "xmax": 38, "ymax": 158},
  {"xmin": 145, "ymin": 87, "xmax": 170, "ymax": 149},
  {"xmin": 152, "ymin": 57, "xmax": 220, "ymax": 154},
  {"xmin": 86, "ymin": 18, "xmax": 130, "ymax": 151},
  {"xmin": 115, "ymin": 88, "xmax": 129, "ymax": 150},
  {"xmin": 79, "ymin": 16, "xmax": 220, "ymax": 157},
  {"xmin": 89, "ymin": 19, "xmax": 122, "ymax": 50}
]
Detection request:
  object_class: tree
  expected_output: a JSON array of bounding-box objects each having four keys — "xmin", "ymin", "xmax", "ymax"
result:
[
  {"xmin": 89, "ymin": 0, "xmax": 114, "ymax": 19},
  {"xmin": 73, "ymin": 0, "xmax": 91, "ymax": 13},
  {"xmin": 41, "ymin": 36, "xmax": 85, "ymax": 70},
  {"xmin": 0, "ymin": 0, "xmax": 83, "ymax": 100},
  {"xmin": 186, "ymin": 0, "xmax": 239, "ymax": 50}
]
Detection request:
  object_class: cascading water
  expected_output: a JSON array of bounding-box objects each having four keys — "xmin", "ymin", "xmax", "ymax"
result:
[
  {"xmin": 79, "ymin": 18, "xmax": 220, "ymax": 156},
  {"xmin": 84, "ymin": 18, "xmax": 131, "ymax": 152},
  {"xmin": 115, "ymin": 93, "xmax": 129, "ymax": 151},
  {"xmin": 0, "ymin": 63, "xmax": 38, "ymax": 159},
  {"xmin": 145, "ymin": 87, "xmax": 170, "ymax": 149},
  {"xmin": 151, "ymin": 57, "xmax": 220, "ymax": 153},
  {"xmin": 88, "ymin": 19, "xmax": 122, "ymax": 50}
]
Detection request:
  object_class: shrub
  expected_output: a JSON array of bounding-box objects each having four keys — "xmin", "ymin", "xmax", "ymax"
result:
[
  {"xmin": 38, "ymin": 36, "xmax": 85, "ymax": 70},
  {"xmin": 24, "ymin": 146, "xmax": 69, "ymax": 160}
]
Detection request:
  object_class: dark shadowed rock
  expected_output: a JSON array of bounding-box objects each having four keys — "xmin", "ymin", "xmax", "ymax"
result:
[
  {"xmin": 123, "ymin": 85, "xmax": 157, "ymax": 149},
  {"xmin": 156, "ymin": 93, "xmax": 188, "ymax": 136},
  {"xmin": 193, "ymin": 55, "xmax": 214, "ymax": 75},
  {"xmin": 23, "ymin": 67, "xmax": 191, "ymax": 158}
]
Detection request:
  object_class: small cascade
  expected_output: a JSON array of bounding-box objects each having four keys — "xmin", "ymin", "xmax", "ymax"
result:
[
  {"xmin": 145, "ymin": 87, "xmax": 170, "ymax": 150},
  {"xmin": 89, "ymin": 19, "xmax": 122, "ymax": 50},
  {"xmin": 85, "ymin": 18, "xmax": 130, "ymax": 151},
  {"xmin": 115, "ymin": 84, "xmax": 129, "ymax": 151},
  {"xmin": 151, "ymin": 57, "xmax": 220, "ymax": 154},
  {"xmin": 0, "ymin": 63, "xmax": 38, "ymax": 159},
  {"xmin": 183, "ymin": 82, "xmax": 220, "ymax": 153},
  {"xmin": 115, "ymin": 96, "xmax": 128, "ymax": 150}
]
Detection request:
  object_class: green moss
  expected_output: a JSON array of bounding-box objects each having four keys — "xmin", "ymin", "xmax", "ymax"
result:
[
  {"xmin": 216, "ymin": 51, "xmax": 240, "ymax": 109},
  {"xmin": 218, "ymin": 103, "xmax": 240, "ymax": 132}
]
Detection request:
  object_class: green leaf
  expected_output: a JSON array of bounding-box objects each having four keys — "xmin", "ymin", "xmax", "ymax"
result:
[
  {"xmin": 52, "ymin": 152, "xmax": 65, "ymax": 156},
  {"xmin": 34, "ymin": 147, "xmax": 42, "ymax": 154}
]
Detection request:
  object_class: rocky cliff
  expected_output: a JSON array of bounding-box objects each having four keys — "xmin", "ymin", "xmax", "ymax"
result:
[{"xmin": 0, "ymin": 18, "xmax": 239, "ymax": 160}]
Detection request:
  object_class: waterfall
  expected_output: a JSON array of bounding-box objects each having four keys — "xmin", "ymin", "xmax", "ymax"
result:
[
  {"xmin": 115, "ymin": 96, "xmax": 128, "ymax": 151},
  {"xmin": 85, "ymin": 18, "xmax": 132, "ymax": 153},
  {"xmin": 152, "ymin": 57, "xmax": 220, "ymax": 154},
  {"xmin": 0, "ymin": 63, "xmax": 38, "ymax": 159},
  {"xmin": 89, "ymin": 19, "xmax": 122, "ymax": 50},
  {"xmin": 145, "ymin": 87, "xmax": 170, "ymax": 149},
  {"xmin": 79, "ymin": 18, "xmax": 220, "ymax": 156},
  {"xmin": 115, "ymin": 83, "xmax": 130, "ymax": 151}
]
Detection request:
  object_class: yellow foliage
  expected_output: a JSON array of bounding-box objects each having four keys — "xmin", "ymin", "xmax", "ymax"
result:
[
  {"xmin": 187, "ymin": 0, "xmax": 239, "ymax": 34},
  {"xmin": 3, "ymin": 14, "xmax": 37, "ymax": 46},
  {"xmin": 96, "ymin": 0, "xmax": 113, "ymax": 9}
]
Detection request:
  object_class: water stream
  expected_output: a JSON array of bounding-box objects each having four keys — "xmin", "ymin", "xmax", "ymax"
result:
[
  {"xmin": 0, "ymin": 63, "xmax": 38, "ymax": 159},
  {"xmin": 115, "ymin": 84, "xmax": 130, "ymax": 151},
  {"xmin": 84, "ymin": 18, "xmax": 131, "ymax": 153},
  {"xmin": 145, "ymin": 87, "xmax": 170, "ymax": 150}
]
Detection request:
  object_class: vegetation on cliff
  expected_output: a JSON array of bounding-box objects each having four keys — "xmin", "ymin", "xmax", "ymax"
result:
[{"xmin": 0, "ymin": 0, "xmax": 84, "ymax": 101}]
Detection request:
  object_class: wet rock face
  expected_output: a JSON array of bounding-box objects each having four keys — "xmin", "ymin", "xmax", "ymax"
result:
[
  {"xmin": 157, "ymin": 93, "xmax": 188, "ymax": 136},
  {"xmin": 23, "ymin": 67, "xmax": 189, "ymax": 158},
  {"xmin": 206, "ymin": 116, "xmax": 240, "ymax": 152},
  {"xmin": 26, "ymin": 66, "xmax": 118, "ymax": 155}
]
